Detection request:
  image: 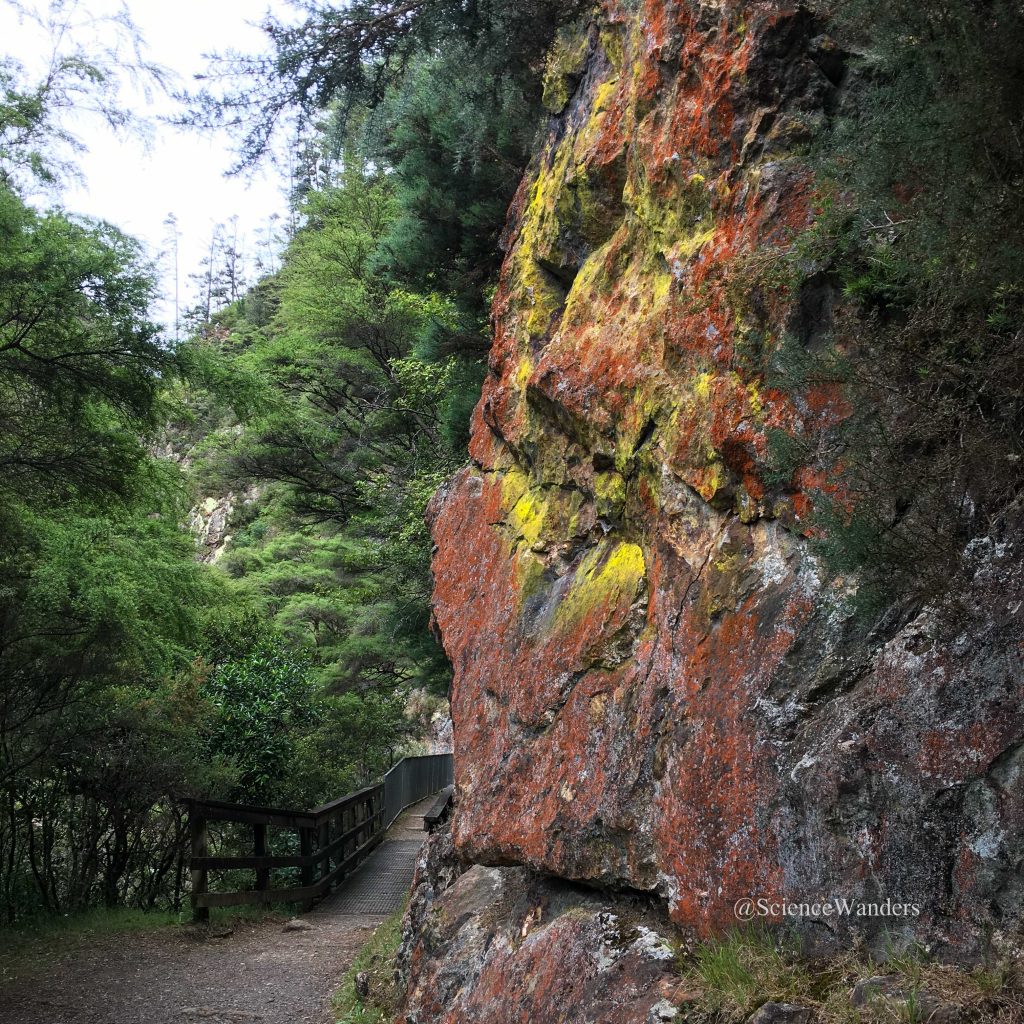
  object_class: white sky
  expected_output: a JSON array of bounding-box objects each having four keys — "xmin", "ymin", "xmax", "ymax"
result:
[{"xmin": 0, "ymin": 0, "xmax": 297, "ymax": 329}]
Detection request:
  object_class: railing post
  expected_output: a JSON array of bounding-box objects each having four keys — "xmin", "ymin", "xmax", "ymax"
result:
[
  {"xmin": 190, "ymin": 804, "xmax": 209, "ymax": 923},
  {"xmin": 340, "ymin": 805, "xmax": 350, "ymax": 866},
  {"xmin": 318, "ymin": 816, "xmax": 330, "ymax": 883},
  {"xmin": 254, "ymin": 822, "xmax": 269, "ymax": 892},
  {"xmin": 299, "ymin": 826, "xmax": 314, "ymax": 909}
]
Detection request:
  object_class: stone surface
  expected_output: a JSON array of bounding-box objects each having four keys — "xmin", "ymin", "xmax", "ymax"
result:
[
  {"xmin": 396, "ymin": 857, "xmax": 681, "ymax": 1024},
  {"xmin": 188, "ymin": 486, "xmax": 259, "ymax": 563},
  {"xmin": 427, "ymin": 0, "xmax": 1024, "ymax": 956},
  {"xmin": 747, "ymin": 1003, "xmax": 814, "ymax": 1024}
]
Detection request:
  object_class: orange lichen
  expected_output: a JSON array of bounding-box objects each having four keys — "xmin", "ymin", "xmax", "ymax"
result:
[{"xmin": 428, "ymin": 0, "xmax": 1008, "ymax": 945}]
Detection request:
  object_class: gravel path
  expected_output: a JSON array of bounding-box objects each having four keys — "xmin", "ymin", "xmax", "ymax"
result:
[{"xmin": 0, "ymin": 801, "xmax": 433, "ymax": 1024}]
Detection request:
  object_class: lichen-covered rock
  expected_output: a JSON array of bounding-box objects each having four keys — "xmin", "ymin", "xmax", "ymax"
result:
[
  {"xmin": 396, "ymin": 860, "xmax": 681, "ymax": 1024},
  {"xmin": 428, "ymin": 0, "xmax": 1024, "ymax": 955},
  {"xmin": 188, "ymin": 486, "xmax": 260, "ymax": 563},
  {"xmin": 746, "ymin": 1003, "xmax": 814, "ymax": 1024},
  {"xmin": 396, "ymin": 823, "xmax": 468, "ymax": 995}
]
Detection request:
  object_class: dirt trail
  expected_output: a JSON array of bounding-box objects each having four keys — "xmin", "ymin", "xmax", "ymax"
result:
[{"xmin": 0, "ymin": 800, "xmax": 433, "ymax": 1024}]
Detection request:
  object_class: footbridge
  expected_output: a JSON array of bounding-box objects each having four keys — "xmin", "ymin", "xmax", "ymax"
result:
[{"xmin": 187, "ymin": 753, "xmax": 454, "ymax": 920}]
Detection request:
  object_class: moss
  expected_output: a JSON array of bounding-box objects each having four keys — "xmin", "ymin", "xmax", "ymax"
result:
[{"xmin": 591, "ymin": 78, "xmax": 620, "ymax": 118}]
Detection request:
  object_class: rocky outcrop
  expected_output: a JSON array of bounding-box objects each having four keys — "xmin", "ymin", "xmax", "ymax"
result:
[
  {"xmin": 155, "ymin": 435, "xmax": 259, "ymax": 564},
  {"xmin": 189, "ymin": 493, "xmax": 243, "ymax": 563},
  {"xmin": 420, "ymin": 0, "xmax": 1024, "ymax": 1006},
  {"xmin": 396, "ymin": 828, "xmax": 682, "ymax": 1024}
]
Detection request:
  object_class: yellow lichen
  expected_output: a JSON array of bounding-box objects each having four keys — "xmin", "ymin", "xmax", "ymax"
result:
[
  {"xmin": 591, "ymin": 79, "xmax": 621, "ymax": 118},
  {"xmin": 556, "ymin": 541, "xmax": 646, "ymax": 629},
  {"xmin": 503, "ymin": 468, "xmax": 548, "ymax": 549},
  {"xmin": 600, "ymin": 28, "xmax": 625, "ymax": 70},
  {"xmin": 515, "ymin": 356, "xmax": 534, "ymax": 391},
  {"xmin": 518, "ymin": 258, "xmax": 565, "ymax": 340},
  {"xmin": 694, "ymin": 372, "xmax": 715, "ymax": 401},
  {"xmin": 746, "ymin": 380, "xmax": 764, "ymax": 419},
  {"xmin": 594, "ymin": 470, "xmax": 627, "ymax": 518},
  {"xmin": 559, "ymin": 237, "xmax": 624, "ymax": 330},
  {"xmin": 542, "ymin": 27, "xmax": 591, "ymax": 113},
  {"xmin": 625, "ymin": 165, "xmax": 716, "ymax": 268},
  {"xmin": 696, "ymin": 461, "xmax": 727, "ymax": 502}
]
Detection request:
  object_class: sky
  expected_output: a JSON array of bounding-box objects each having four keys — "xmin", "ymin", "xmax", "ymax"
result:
[{"xmin": 0, "ymin": 0, "xmax": 298, "ymax": 330}]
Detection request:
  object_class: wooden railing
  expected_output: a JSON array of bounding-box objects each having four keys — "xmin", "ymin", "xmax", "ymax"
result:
[{"xmin": 189, "ymin": 753, "xmax": 453, "ymax": 921}]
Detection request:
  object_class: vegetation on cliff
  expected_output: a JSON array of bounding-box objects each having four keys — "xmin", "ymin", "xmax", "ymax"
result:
[{"xmin": 773, "ymin": 0, "xmax": 1024, "ymax": 614}]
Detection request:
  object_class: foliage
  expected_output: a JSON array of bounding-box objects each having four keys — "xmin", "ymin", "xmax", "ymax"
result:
[
  {"xmin": 332, "ymin": 905, "xmax": 407, "ymax": 1024},
  {"xmin": 203, "ymin": 629, "xmax": 322, "ymax": 803},
  {"xmin": 361, "ymin": 40, "xmax": 543, "ymax": 319},
  {"xmin": 767, "ymin": 0, "xmax": 1024, "ymax": 614},
  {"xmin": 0, "ymin": 55, "xmax": 241, "ymax": 915},
  {"xmin": 0, "ymin": 187, "xmax": 168, "ymax": 506},
  {"xmin": 191, "ymin": 158, "xmax": 473, "ymax": 694},
  {"xmin": 185, "ymin": 0, "xmax": 587, "ymax": 171},
  {"xmin": 0, "ymin": 0, "xmax": 597, "ymax": 928},
  {"xmin": 0, "ymin": 0, "xmax": 167, "ymax": 187}
]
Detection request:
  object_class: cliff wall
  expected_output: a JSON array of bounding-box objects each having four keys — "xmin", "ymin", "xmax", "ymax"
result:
[{"xmin": 405, "ymin": 2, "xmax": 1024, "ymax": 1017}]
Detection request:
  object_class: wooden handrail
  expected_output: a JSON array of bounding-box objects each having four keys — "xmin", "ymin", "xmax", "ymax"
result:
[
  {"xmin": 188, "ymin": 753, "xmax": 453, "ymax": 921},
  {"xmin": 190, "ymin": 809, "xmax": 384, "ymax": 871}
]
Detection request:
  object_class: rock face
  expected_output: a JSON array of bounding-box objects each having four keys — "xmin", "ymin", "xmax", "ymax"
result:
[
  {"xmin": 189, "ymin": 494, "xmax": 241, "ymax": 563},
  {"xmin": 397, "ymin": 828, "xmax": 681, "ymax": 1024},
  {"xmin": 428, "ymin": 0, "xmax": 1023, "ymax": 977}
]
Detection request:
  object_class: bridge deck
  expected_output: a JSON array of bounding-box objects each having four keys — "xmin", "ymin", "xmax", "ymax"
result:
[{"xmin": 313, "ymin": 796, "xmax": 433, "ymax": 917}]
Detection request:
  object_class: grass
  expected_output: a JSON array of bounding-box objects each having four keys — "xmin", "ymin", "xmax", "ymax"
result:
[
  {"xmin": 332, "ymin": 905, "xmax": 407, "ymax": 1024},
  {"xmin": 680, "ymin": 928, "xmax": 1024, "ymax": 1024}
]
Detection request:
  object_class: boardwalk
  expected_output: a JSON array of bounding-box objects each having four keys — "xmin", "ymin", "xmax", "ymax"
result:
[{"xmin": 0, "ymin": 799, "xmax": 434, "ymax": 1024}]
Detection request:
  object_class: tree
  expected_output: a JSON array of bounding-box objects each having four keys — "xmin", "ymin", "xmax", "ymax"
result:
[
  {"xmin": 0, "ymin": 187, "xmax": 169, "ymax": 506},
  {"xmin": 0, "ymin": 0, "xmax": 168, "ymax": 187},
  {"xmin": 185, "ymin": 0, "xmax": 587, "ymax": 171},
  {"xmin": 203, "ymin": 628, "xmax": 321, "ymax": 803},
  {"xmin": 767, "ymin": 0, "xmax": 1024, "ymax": 614}
]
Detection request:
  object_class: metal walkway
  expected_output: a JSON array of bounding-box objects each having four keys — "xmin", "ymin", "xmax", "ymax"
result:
[{"xmin": 313, "ymin": 797, "xmax": 434, "ymax": 916}]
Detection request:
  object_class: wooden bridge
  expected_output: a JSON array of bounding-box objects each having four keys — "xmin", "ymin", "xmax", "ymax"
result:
[{"xmin": 188, "ymin": 754, "xmax": 453, "ymax": 920}]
